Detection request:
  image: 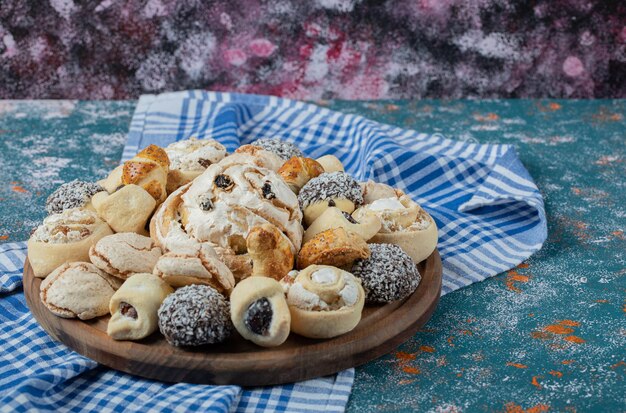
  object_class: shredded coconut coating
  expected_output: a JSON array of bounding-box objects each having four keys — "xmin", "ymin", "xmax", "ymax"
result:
[
  {"xmin": 45, "ymin": 180, "xmax": 104, "ymax": 214},
  {"xmin": 298, "ymin": 171, "xmax": 363, "ymax": 209},
  {"xmin": 351, "ymin": 243, "xmax": 421, "ymax": 304},
  {"xmin": 252, "ymin": 138, "xmax": 304, "ymax": 161},
  {"xmin": 158, "ymin": 285, "xmax": 233, "ymax": 346}
]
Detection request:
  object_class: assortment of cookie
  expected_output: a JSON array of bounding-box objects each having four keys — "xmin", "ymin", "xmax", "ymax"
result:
[{"xmin": 29, "ymin": 137, "xmax": 438, "ymax": 348}]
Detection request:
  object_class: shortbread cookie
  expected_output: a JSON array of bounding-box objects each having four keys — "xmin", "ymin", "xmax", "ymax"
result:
[
  {"xmin": 107, "ymin": 273, "xmax": 174, "ymax": 341},
  {"xmin": 158, "ymin": 285, "xmax": 233, "ymax": 346},
  {"xmin": 303, "ymin": 207, "xmax": 382, "ymax": 244},
  {"xmin": 46, "ymin": 180, "xmax": 105, "ymax": 214},
  {"xmin": 28, "ymin": 208, "xmax": 113, "ymax": 278},
  {"xmin": 153, "ymin": 242, "xmax": 235, "ymax": 294},
  {"xmin": 92, "ymin": 184, "xmax": 156, "ymax": 234},
  {"xmin": 298, "ymin": 172, "xmax": 363, "ymax": 226},
  {"xmin": 252, "ymin": 138, "xmax": 304, "ymax": 161},
  {"xmin": 165, "ymin": 137, "xmax": 228, "ymax": 193},
  {"xmin": 297, "ymin": 227, "xmax": 370, "ymax": 270},
  {"xmin": 230, "ymin": 277, "xmax": 291, "ymax": 347},
  {"xmin": 285, "ymin": 265, "xmax": 365, "ymax": 339},
  {"xmin": 89, "ymin": 233, "xmax": 162, "ymax": 280},
  {"xmin": 40, "ymin": 262, "xmax": 122, "ymax": 320},
  {"xmin": 278, "ymin": 157, "xmax": 324, "ymax": 194},
  {"xmin": 351, "ymin": 243, "xmax": 421, "ymax": 303},
  {"xmin": 315, "ymin": 155, "xmax": 344, "ymax": 173}
]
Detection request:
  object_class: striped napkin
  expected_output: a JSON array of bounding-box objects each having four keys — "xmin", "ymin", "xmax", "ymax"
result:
[{"xmin": 0, "ymin": 91, "xmax": 546, "ymax": 412}]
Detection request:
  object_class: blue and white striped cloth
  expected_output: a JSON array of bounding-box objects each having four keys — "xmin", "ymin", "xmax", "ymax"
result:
[{"xmin": 0, "ymin": 91, "xmax": 546, "ymax": 412}]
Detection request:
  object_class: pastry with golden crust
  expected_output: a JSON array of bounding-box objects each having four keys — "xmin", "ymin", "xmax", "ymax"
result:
[
  {"xmin": 165, "ymin": 137, "xmax": 228, "ymax": 193},
  {"xmin": 278, "ymin": 157, "xmax": 324, "ymax": 194},
  {"xmin": 230, "ymin": 277, "xmax": 291, "ymax": 347},
  {"xmin": 28, "ymin": 208, "xmax": 113, "ymax": 278},
  {"xmin": 297, "ymin": 227, "xmax": 370, "ymax": 270},
  {"xmin": 107, "ymin": 273, "xmax": 174, "ymax": 341},
  {"xmin": 353, "ymin": 189, "xmax": 438, "ymax": 264},
  {"xmin": 285, "ymin": 265, "xmax": 365, "ymax": 339},
  {"xmin": 246, "ymin": 224, "xmax": 294, "ymax": 280},
  {"xmin": 89, "ymin": 233, "xmax": 161, "ymax": 280},
  {"xmin": 40, "ymin": 262, "xmax": 122, "ymax": 320}
]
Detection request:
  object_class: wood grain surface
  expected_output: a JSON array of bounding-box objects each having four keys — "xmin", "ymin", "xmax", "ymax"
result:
[{"xmin": 23, "ymin": 250, "xmax": 442, "ymax": 386}]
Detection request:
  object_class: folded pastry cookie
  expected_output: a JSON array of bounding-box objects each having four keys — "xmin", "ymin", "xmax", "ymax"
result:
[
  {"xmin": 298, "ymin": 172, "xmax": 364, "ymax": 226},
  {"xmin": 285, "ymin": 265, "xmax": 365, "ymax": 339},
  {"xmin": 89, "ymin": 233, "xmax": 162, "ymax": 280},
  {"xmin": 107, "ymin": 273, "xmax": 174, "ymax": 341},
  {"xmin": 246, "ymin": 224, "xmax": 295, "ymax": 280},
  {"xmin": 353, "ymin": 190, "xmax": 438, "ymax": 264},
  {"xmin": 297, "ymin": 227, "xmax": 370, "ymax": 270},
  {"xmin": 230, "ymin": 277, "xmax": 291, "ymax": 347},
  {"xmin": 315, "ymin": 155, "xmax": 344, "ymax": 173},
  {"xmin": 46, "ymin": 180, "xmax": 105, "ymax": 214},
  {"xmin": 91, "ymin": 184, "xmax": 156, "ymax": 234},
  {"xmin": 165, "ymin": 137, "xmax": 228, "ymax": 193},
  {"xmin": 40, "ymin": 262, "xmax": 122, "ymax": 320},
  {"xmin": 153, "ymin": 242, "xmax": 235, "ymax": 294},
  {"xmin": 303, "ymin": 207, "xmax": 382, "ymax": 244},
  {"xmin": 99, "ymin": 144, "xmax": 170, "ymax": 204},
  {"xmin": 28, "ymin": 208, "xmax": 113, "ymax": 278},
  {"xmin": 277, "ymin": 157, "xmax": 324, "ymax": 194},
  {"xmin": 158, "ymin": 285, "xmax": 233, "ymax": 346},
  {"xmin": 351, "ymin": 243, "xmax": 421, "ymax": 304}
]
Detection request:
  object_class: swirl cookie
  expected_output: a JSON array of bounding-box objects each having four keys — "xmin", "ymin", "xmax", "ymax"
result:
[
  {"xmin": 285, "ymin": 265, "xmax": 365, "ymax": 339},
  {"xmin": 298, "ymin": 172, "xmax": 363, "ymax": 226},
  {"xmin": 107, "ymin": 273, "xmax": 174, "ymax": 341},
  {"xmin": 230, "ymin": 277, "xmax": 291, "ymax": 347},
  {"xmin": 351, "ymin": 243, "xmax": 421, "ymax": 304},
  {"xmin": 28, "ymin": 208, "xmax": 113, "ymax": 278},
  {"xmin": 89, "ymin": 233, "xmax": 162, "ymax": 280},
  {"xmin": 40, "ymin": 262, "xmax": 122, "ymax": 320}
]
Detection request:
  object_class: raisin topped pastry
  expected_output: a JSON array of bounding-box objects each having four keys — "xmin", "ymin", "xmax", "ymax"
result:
[
  {"xmin": 298, "ymin": 172, "xmax": 363, "ymax": 226},
  {"xmin": 230, "ymin": 277, "xmax": 291, "ymax": 347},
  {"xmin": 164, "ymin": 137, "xmax": 228, "ymax": 193},
  {"xmin": 28, "ymin": 208, "xmax": 113, "ymax": 278}
]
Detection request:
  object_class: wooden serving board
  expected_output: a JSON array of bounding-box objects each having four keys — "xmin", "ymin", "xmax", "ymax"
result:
[{"xmin": 24, "ymin": 250, "xmax": 442, "ymax": 386}]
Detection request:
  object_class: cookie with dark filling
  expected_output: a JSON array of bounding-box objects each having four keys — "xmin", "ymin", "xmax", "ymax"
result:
[{"xmin": 230, "ymin": 277, "xmax": 291, "ymax": 347}]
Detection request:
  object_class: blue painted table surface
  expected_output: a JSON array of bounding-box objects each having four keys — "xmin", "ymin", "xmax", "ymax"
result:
[{"xmin": 0, "ymin": 99, "xmax": 624, "ymax": 412}]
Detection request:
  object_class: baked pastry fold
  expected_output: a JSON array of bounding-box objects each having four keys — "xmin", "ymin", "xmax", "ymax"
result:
[
  {"xmin": 89, "ymin": 233, "xmax": 162, "ymax": 280},
  {"xmin": 165, "ymin": 137, "xmax": 228, "ymax": 193}
]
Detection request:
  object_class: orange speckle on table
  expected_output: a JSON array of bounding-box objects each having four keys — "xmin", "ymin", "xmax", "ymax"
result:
[
  {"xmin": 386, "ymin": 104, "xmax": 400, "ymax": 111},
  {"xmin": 526, "ymin": 404, "xmax": 550, "ymax": 413},
  {"xmin": 595, "ymin": 299, "xmax": 609, "ymax": 303},
  {"xmin": 611, "ymin": 230, "xmax": 625, "ymax": 240},
  {"xmin": 571, "ymin": 187, "xmax": 582, "ymax": 195},
  {"xmin": 531, "ymin": 331, "xmax": 551, "ymax": 339},
  {"xmin": 402, "ymin": 365, "xmax": 421, "ymax": 375},
  {"xmin": 609, "ymin": 113, "xmax": 622, "ymax": 121},
  {"xmin": 562, "ymin": 360, "xmax": 575, "ymax": 365},
  {"xmin": 0, "ymin": 235, "xmax": 8, "ymax": 240},
  {"xmin": 12, "ymin": 185, "xmax": 28, "ymax": 193},
  {"xmin": 564, "ymin": 335, "xmax": 586, "ymax": 344},
  {"xmin": 447, "ymin": 336, "xmax": 455, "ymax": 346},
  {"xmin": 505, "ymin": 402, "xmax": 550, "ymax": 413},
  {"xmin": 518, "ymin": 263, "xmax": 530, "ymax": 268},
  {"xmin": 549, "ymin": 370, "xmax": 563, "ymax": 378},
  {"xmin": 528, "ymin": 313, "xmax": 535, "ymax": 317},
  {"xmin": 398, "ymin": 379, "xmax": 415, "ymax": 385},
  {"xmin": 531, "ymin": 376, "xmax": 542, "ymax": 389},
  {"xmin": 460, "ymin": 329, "xmax": 473, "ymax": 336},
  {"xmin": 558, "ymin": 320, "xmax": 580, "ymax": 327},
  {"xmin": 474, "ymin": 112, "xmax": 499, "ymax": 121},
  {"xmin": 420, "ymin": 345, "xmax": 435, "ymax": 353},
  {"xmin": 544, "ymin": 324, "xmax": 574, "ymax": 335},
  {"xmin": 395, "ymin": 352, "xmax": 416, "ymax": 361},
  {"xmin": 506, "ymin": 270, "xmax": 530, "ymax": 293},
  {"xmin": 506, "ymin": 362, "xmax": 528, "ymax": 369},
  {"xmin": 610, "ymin": 361, "xmax": 625, "ymax": 369},
  {"xmin": 548, "ymin": 102, "xmax": 562, "ymax": 110}
]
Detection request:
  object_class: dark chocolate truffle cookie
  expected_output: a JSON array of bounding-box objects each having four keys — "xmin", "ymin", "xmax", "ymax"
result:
[
  {"xmin": 298, "ymin": 171, "xmax": 363, "ymax": 209},
  {"xmin": 253, "ymin": 138, "xmax": 304, "ymax": 161},
  {"xmin": 158, "ymin": 285, "xmax": 233, "ymax": 346},
  {"xmin": 351, "ymin": 243, "xmax": 421, "ymax": 304},
  {"xmin": 46, "ymin": 180, "xmax": 104, "ymax": 214}
]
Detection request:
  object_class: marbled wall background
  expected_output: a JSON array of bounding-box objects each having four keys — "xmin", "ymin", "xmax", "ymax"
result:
[{"xmin": 0, "ymin": 0, "xmax": 624, "ymax": 100}]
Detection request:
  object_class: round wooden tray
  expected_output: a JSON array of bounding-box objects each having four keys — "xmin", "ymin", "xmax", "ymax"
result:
[{"xmin": 24, "ymin": 250, "xmax": 442, "ymax": 386}]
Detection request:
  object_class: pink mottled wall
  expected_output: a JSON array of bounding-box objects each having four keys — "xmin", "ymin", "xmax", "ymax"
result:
[{"xmin": 0, "ymin": 0, "xmax": 624, "ymax": 99}]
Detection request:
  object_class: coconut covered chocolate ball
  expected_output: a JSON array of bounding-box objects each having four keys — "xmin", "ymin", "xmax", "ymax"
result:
[
  {"xmin": 253, "ymin": 138, "xmax": 304, "ymax": 161},
  {"xmin": 351, "ymin": 243, "xmax": 421, "ymax": 304},
  {"xmin": 298, "ymin": 172, "xmax": 364, "ymax": 226},
  {"xmin": 157, "ymin": 285, "xmax": 233, "ymax": 346},
  {"xmin": 46, "ymin": 180, "xmax": 105, "ymax": 214}
]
